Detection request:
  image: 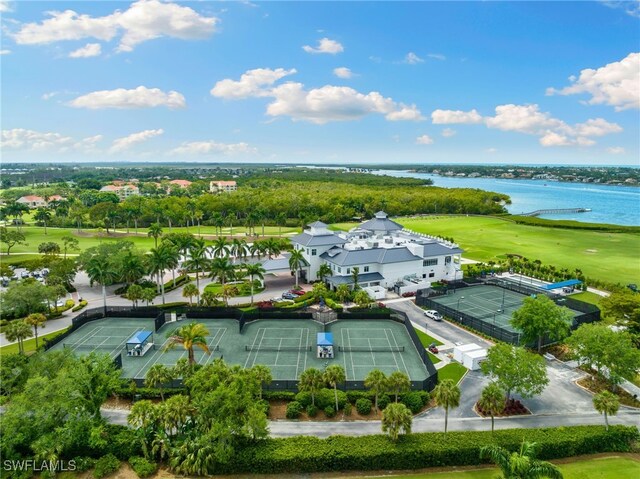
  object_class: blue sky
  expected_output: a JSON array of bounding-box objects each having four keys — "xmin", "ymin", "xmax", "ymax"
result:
[{"xmin": 1, "ymin": 0, "xmax": 638, "ymax": 165}]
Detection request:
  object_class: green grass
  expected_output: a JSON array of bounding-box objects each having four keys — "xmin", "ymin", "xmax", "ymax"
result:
[
  {"xmin": 427, "ymin": 351, "xmax": 441, "ymax": 364},
  {"xmin": 204, "ymin": 281, "xmax": 265, "ymax": 297},
  {"xmin": 437, "ymin": 362, "xmax": 468, "ymax": 385},
  {"xmin": 333, "ymin": 216, "xmax": 640, "ymax": 285},
  {"xmin": 571, "ymin": 291, "xmax": 604, "ymax": 307},
  {"xmin": 377, "ymin": 456, "xmax": 640, "ymax": 478},
  {"xmin": 414, "ymin": 328, "xmax": 444, "ymax": 347},
  {"xmin": 0, "ymin": 326, "xmax": 70, "ymax": 356}
]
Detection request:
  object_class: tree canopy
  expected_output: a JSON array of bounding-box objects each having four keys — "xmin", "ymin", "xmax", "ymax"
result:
[{"xmin": 481, "ymin": 344, "xmax": 548, "ymax": 400}]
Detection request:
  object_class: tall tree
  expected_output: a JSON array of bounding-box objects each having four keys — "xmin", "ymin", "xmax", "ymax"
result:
[
  {"xmin": 148, "ymin": 244, "xmax": 176, "ymax": 305},
  {"xmin": 148, "ymin": 223, "xmax": 163, "ymax": 248},
  {"xmin": 364, "ymin": 369, "xmax": 388, "ymax": 410},
  {"xmin": 323, "ymin": 364, "xmax": 346, "ymax": 412},
  {"xmin": 24, "ymin": 313, "xmax": 47, "ymax": 349},
  {"xmin": 480, "ymin": 441, "xmax": 563, "ymax": 479},
  {"xmin": 251, "ymin": 364, "xmax": 272, "ymax": 399},
  {"xmin": 126, "ymin": 284, "xmax": 144, "ymax": 308},
  {"xmin": 318, "ymin": 263, "xmax": 332, "ymax": 283},
  {"xmin": 288, "ymin": 249, "xmax": 308, "ymax": 288},
  {"xmin": 351, "ymin": 266, "xmax": 360, "ymax": 290},
  {"xmin": 61, "ymin": 234, "xmax": 80, "ymax": 259},
  {"xmin": 4, "ymin": 320, "xmax": 33, "ymax": 354},
  {"xmin": 34, "ymin": 208, "xmax": 52, "ymax": 235},
  {"xmin": 182, "ymin": 283, "xmax": 199, "ymax": 306},
  {"xmin": 0, "ymin": 227, "xmax": 26, "ymax": 255},
  {"xmin": 600, "ymin": 289, "xmax": 640, "ymax": 345},
  {"xmin": 184, "ymin": 238, "xmax": 209, "ymax": 304},
  {"xmin": 211, "ymin": 237, "xmax": 230, "ymax": 259},
  {"xmin": 433, "ymin": 378, "xmax": 461, "ymax": 434},
  {"xmin": 592, "ymin": 390, "xmax": 620, "ymax": 431},
  {"xmin": 477, "ymin": 382, "xmax": 505, "ymax": 433},
  {"xmin": 298, "ymin": 368, "xmax": 325, "ymax": 406},
  {"xmin": 387, "ymin": 371, "xmax": 411, "ymax": 403},
  {"xmin": 243, "ymin": 263, "xmax": 265, "ymax": 306},
  {"xmin": 510, "ymin": 295, "xmax": 573, "ymax": 352},
  {"xmin": 164, "ymin": 322, "xmax": 211, "ymax": 365},
  {"xmin": 145, "ymin": 364, "xmax": 175, "ymax": 401},
  {"xmin": 209, "ymin": 258, "xmax": 235, "ymax": 305},
  {"xmin": 85, "ymin": 257, "xmax": 117, "ymax": 314},
  {"xmin": 381, "ymin": 402, "xmax": 413, "ymax": 442},
  {"xmin": 481, "ymin": 344, "xmax": 548, "ymax": 401}
]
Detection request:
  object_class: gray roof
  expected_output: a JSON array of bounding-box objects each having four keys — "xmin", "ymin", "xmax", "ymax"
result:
[
  {"xmin": 326, "ymin": 272, "xmax": 385, "ymax": 285},
  {"xmin": 358, "ymin": 212, "xmax": 403, "ymax": 232},
  {"xmin": 290, "ymin": 232, "xmax": 347, "ymax": 247},
  {"xmin": 320, "ymin": 247, "xmax": 422, "ymax": 266},
  {"xmin": 423, "ymin": 243, "xmax": 464, "ymax": 257},
  {"xmin": 307, "ymin": 220, "xmax": 328, "ymax": 228}
]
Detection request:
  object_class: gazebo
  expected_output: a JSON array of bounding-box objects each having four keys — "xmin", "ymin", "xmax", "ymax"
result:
[
  {"xmin": 126, "ymin": 331, "xmax": 154, "ymax": 357},
  {"xmin": 317, "ymin": 332, "xmax": 334, "ymax": 359}
]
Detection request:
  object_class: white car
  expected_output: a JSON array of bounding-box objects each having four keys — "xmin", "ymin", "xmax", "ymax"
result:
[{"xmin": 424, "ymin": 310, "xmax": 443, "ymax": 321}]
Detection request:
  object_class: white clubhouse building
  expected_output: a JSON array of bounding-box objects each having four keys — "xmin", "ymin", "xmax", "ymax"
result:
[{"xmin": 290, "ymin": 211, "xmax": 463, "ymax": 294}]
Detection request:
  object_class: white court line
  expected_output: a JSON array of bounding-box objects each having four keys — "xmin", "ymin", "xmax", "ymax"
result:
[
  {"xmin": 204, "ymin": 328, "xmax": 227, "ymax": 366},
  {"xmin": 273, "ymin": 338, "xmax": 283, "ymax": 367},
  {"xmin": 386, "ymin": 329, "xmax": 410, "ymax": 377},
  {"xmin": 73, "ymin": 326, "xmax": 104, "ymax": 345},
  {"xmin": 294, "ymin": 328, "xmax": 303, "ymax": 379},
  {"xmin": 367, "ymin": 338, "xmax": 376, "ymax": 366},
  {"xmin": 133, "ymin": 330, "xmax": 175, "ymax": 379},
  {"xmin": 346, "ymin": 328, "xmax": 356, "ymax": 380},
  {"xmin": 249, "ymin": 328, "xmax": 268, "ymax": 369},
  {"xmin": 341, "ymin": 329, "xmax": 349, "ymax": 379},
  {"xmin": 303, "ymin": 328, "xmax": 309, "ymax": 373},
  {"xmin": 243, "ymin": 327, "xmax": 264, "ymax": 369},
  {"xmin": 383, "ymin": 329, "xmax": 401, "ymax": 372}
]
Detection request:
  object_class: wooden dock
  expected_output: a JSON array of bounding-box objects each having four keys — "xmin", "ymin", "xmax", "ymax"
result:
[{"xmin": 519, "ymin": 208, "xmax": 591, "ymax": 217}]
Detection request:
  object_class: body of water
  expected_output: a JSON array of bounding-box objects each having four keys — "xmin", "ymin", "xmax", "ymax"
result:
[{"xmin": 373, "ymin": 170, "xmax": 640, "ymax": 226}]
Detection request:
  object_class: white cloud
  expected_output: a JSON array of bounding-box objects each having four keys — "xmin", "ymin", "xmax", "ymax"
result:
[
  {"xmin": 11, "ymin": 0, "xmax": 218, "ymax": 53},
  {"xmin": 333, "ymin": 67, "xmax": 353, "ymax": 79},
  {"xmin": 600, "ymin": 1, "xmax": 640, "ymax": 19},
  {"xmin": 416, "ymin": 134, "xmax": 434, "ymax": 145},
  {"xmin": 484, "ymin": 104, "xmax": 566, "ymax": 134},
  {"xmin": 441, "ymin": 128, "xmax": 456, "ymax": 137},
  {"xmin": 69, "ymin": 42, "xmax": 101, "ymax": 58},
  {"xmin": 485, "ymin": 148, "xmax": 497, "ymax": 153},
  {"xmin": 70, "ymin": 134, "xmax": 104, "ymax": 153},
  {"xmin": 302, "ymin": 37, "xmax": 343, "ymax": 54},
  {"xmin": 69, "ymin": 86, "xmax": 186, "ymax": 109},
  {"xmin": 432, "ymin": 109, "xmax": 483, "ymax": 124},
  {"xmin": 212, "ymin": 68, "xmax": 423, "ymax": 124},
  {"xmin": 0, "ymin": 49, "xmax": 11, "ymax": 55},
  {"xmin": 539, "ymin": 131, "xmax": 594, "ymax": 147},
  {"xmin": 0, "ymin": 1, "xmax": 13, "ymax": 13},
  {"xmin": 169, "ymin": 140, "xmax": 256, "ymax": 156},
  {"xmin": 404, "ymin": 52, "xmax": 424, "ymax": 64},
  {"xmin": 211, "ymin": 67, "xmax": 296, "ymax": 99},
  {"xmin": 1, "ymin": 128, "xmax": 73, "ymax": 151},
  {"xmin": 573, "ymin": 118, "xmax": 623, "ymax": 137},
  {"xmin": 427, "ymin": 53, "xmax": 446, "ymax": 61},
  {"xmin": 546, "ymin": 52, "xmax": 640, "ymax": 111},
  {"xmin": 607, "ymin": 146, "xmax": 626, "ymax": 154},
  {"xmin": 110, "ymin": 129, "xmax": 163, "ymax": 153}
]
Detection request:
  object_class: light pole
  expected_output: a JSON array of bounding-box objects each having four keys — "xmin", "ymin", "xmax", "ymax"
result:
[
  {"xmin": 493, "ymin": 310, "xmax": 502, "ymax": 336},
  {"xmin": 457, "ymin": 296, "xmax": 465, "ymax": 311}
]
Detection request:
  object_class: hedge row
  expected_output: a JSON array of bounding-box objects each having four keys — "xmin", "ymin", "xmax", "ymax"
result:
[
  {"xmin": 211, "ymin": 426, "xmax": 638, "ymax": 475},
  {"xmin": 115, "ymin": 387, "xmax": 187, "ymax": 399}
]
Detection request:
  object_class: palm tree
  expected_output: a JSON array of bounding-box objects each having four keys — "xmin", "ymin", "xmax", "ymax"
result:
[
  {"xmin": 4, "ymin": 320, "xmax": 33, "ymax": 354},
  {"xmin": 318, "ymin": 263, "xmax": 332, "ymax": 283},
  {"xmin": 209, "ymin": 258, "xmax": 235, "ymax": 305},
  {"xmin": 86, "ymin": 257, "xmax": 117, "ymax": 314},
  {"xmin": 288, "ymin": 249, "xmax": 308, "ymax": 288},
  {"xmin": 211, "ymin": 237, "xmax": 230, "ymax": 258},
  {"xmin": 381, "ymin": 403, "xmax": 413, "ymax": 442},
  {"xmin": 34, "ymin": 208, "xmax": 52, "ymax": 235},
  {"xmin": 184, "ymin": 239, "xmax": 209, "ymax": 304},
  {"xmin": 323, "ymin": 364, "xmax": 346, "ymax": 412},
  {"xmin": 336, "ymin": 284, "xmax": 351, "ymax": 304},
  {"xmin": 251, "ymin": 364, "xmax": 272, "ymax": 399},
  {"xmin": 244, "ymin": 263, "xmax": 265, "ymax": 305},
  {"xmin": 145, "ymin": 364, "xmax": 175, "ymax": 401},
  {"xmin": 477, "ymin": 382, "xmax": 505, "ymax": 433},
  {"xmin": 200, "ymin": 289, "xmax": 220, "ymax": 307},
  {"xmin": 142, "ymin": 287, "xmax": 156, "ymax": 306},
  {"xmin": 298, "ymin": 368, "xmax": 325, "ymax": 406},
  {"xmin": 480, "ymin": 441, "xmax": 563, "ymax": 479},
  {"xmin": 161, "ymin": 394, "xmax": 194, "ymax": 434},
  {"xmin": 351, "ymin": 266, "xmax": 360, "ymax": 290},
  {"xmin": 120, "ymin": 250, "xmax": 148, "ymax": 287},
  {"xmin": 211, "ymin": 212, "xmax": 224, "ymax": 237},
  {"xmin": 148, "ymin": 244, "xmax": 176, "ymax": 304},
  {"xmin": 148, "ymin": 223, "xmax": 163, "ymax": 248},
  {"xmin": 221, "ymin": 284, "xmax": 239, "ymax": 306},
  {"xmin": 593, "ymin": 390, "xmax": 620, "ymax": 431},
  {"xmin": 230, "ymin": 238, "xmax": 248, "ymax": 263},
  {"xmin": 387, "ymin": 371, "xmax": 411, "ymax": 403},
  {"xmin": 162, "ymin": 242, "xmax": 181, "ymax": 288},
  {"xmin": 164, "ymin": 322, "xmax": 211, "ymax": 365},
  {"xmin": 182, "ymin": 283, "xmax": 199, "ymax": 306},
  {"xmin": 433, "ymin": 378, "xmax": 461, "ymax": 434},
  {"xmin": 264, "ymin": 237, "xmax": 282, "ymax": 259},
  {"xmin": 24, "ymin": 313, "xmax": 47, "ymax": 349},
  {"xmin": 364, "ymin": 369, "xmax": 388, "ymax": 410},
  {"xmin": 126, "ymin": 284, "xmax": 144, "ymax": 308}
]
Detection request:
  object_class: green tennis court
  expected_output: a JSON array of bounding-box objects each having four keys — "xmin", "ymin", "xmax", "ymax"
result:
[
  {"xmin": 431, "ymin": 285, "xmax": 581, "ymax": 332},
  {"xmin": 49, "ymin": 317, "xmax": 429, "ymax": 382}
]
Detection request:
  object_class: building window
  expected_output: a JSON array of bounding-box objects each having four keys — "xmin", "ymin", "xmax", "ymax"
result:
[
  {"xmin": 422, "ymin": 273, "xmax": 427, "ymax": 279},
  {"xmin": 429, "ymin": 272, "xmax": 435, "ymax": 278},
  {"xmin": 338, "ymin": 267, "xmax": 342, "ymax": 273},
  {"xmin": 311, "ymin": 249, "xmax": 317, "ymax": 256},
  {"xmin": 307, "ymin": 248, "xmax": 310, "ymax": 255},
  {"xmin": 445, "ymin": 256, "xmax": 452, "ymax": 264},
  {"xmin": 346, "ymin": 268, "xmax": 351, "ymax": 274},
  {"xmin": 423, "ymin": 259, "xmax": 438, "ymax": 266},
  {"xmin": 364, "ymin": 266, "xmax": 369, "ymax": 272}
]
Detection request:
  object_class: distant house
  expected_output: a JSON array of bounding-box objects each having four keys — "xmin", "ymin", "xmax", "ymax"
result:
[
  {"xmin": 100, "ymin": 184, "xmax": 140, "ymax": 201},
  {"xmin": 48, "ymin": 195, "xmax": 65, "ymax": 203},
  {"xmin": 210, "ymin": 180, "xmax": 237, "ymax": 193},
  {"xmin": 169, "ymin": 179, "xmax": 192, "ymax": 189},
  {"xmin": 16, "ymin": 195, "xmax": 47, "ymax": 208}
]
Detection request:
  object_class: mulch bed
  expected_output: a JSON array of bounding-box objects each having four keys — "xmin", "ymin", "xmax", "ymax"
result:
[
  {"xmin": 475, "ymin": 398, "xmax": 531, "ymax": 417},
  {"xmin": 576, "ymin": 375, "xmax": 640, "ymax": 408}
]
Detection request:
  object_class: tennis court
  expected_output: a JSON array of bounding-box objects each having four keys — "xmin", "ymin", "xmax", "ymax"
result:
[
  {"xmin": 49, "ymin": 317, "xmax": 429, "ymax": 383},
  {"xmin": 431, "ymin": 285, "xmax": 580, "ymax": 332}
]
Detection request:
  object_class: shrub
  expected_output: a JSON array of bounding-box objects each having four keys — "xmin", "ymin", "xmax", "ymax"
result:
[
  {"xmin": 104, "ymin": 425, "xmax": 142, "ymax": 459},
  {"xmin": 402, "ymin": 392, "xmax": 424, "ymax": 414},
  {"xmin": 306, "ymin": 404, "xmax": 318, "ymax": 417},
  {"xmin": 114, "ymin": 387, "xmax": 186, "ymax": 400},
  {"xmin": 295, "ymin": 391, "xmax": 313, "ymax": 408},
  {"xmin": 355, "ymin": 398, "xmax": 372, "ymax": 415},
  {"xmin": 258, "ymin": 399, "xmax": 270, "ymax": 416},
  {"xmin": 72, "ymin": 457, "xmax": 96, "ymax": 473},
  {"xmin": 316, "ymin": 388, "xmax": 347, "ymax": 410},
  {"xmin": 346, "ymin": 390, "xmax": 375, "ymax": 404},
  {"xmin": 156, "ymin": 301, "xmax": 189, "ymax": 310},
  {"xmin": 93, "ymin": 454, "xmax": 121, "ymax": 479},
  {"xmin": 377, "ymin": 394, "xmax": 391, "ymax": 411},
  {"xmin": 72, "ymin": 300, "xmax": 88, "ymax": 312},
  {"xmin": 343, "ymin": 402, "xmax": 352, "ymax": 416},
  {"xmin": 324, "ymin": 405, "xmax": 335, "ymax": 418},
  {"xmin": 286, "ymin": 401, "xmax": 303, "ymax": 419},
  {"xmin": 263, "ymin": 391, "xmax": 295, "ymax": 401},
  {"xmin": 128, "ymin": 456, "xmax": 157, "ymax": 478}
]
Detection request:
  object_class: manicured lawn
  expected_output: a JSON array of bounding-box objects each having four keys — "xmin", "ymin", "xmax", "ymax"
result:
[
  {"xmin": 571, "ymin": 291, "xmax": 604, "ymax": 307},
  {"xmin": 378, "ymin": 456, "xmax": 640, "ymax": 478},
  {"xmin": 437, "ymin": 362, "xmax": 468, "ymax": 385},
  {"xmin": 204, "ymin": 281, "xmax": 265, "ymax": 297},
  {"xmin": 333, "ymin": 216, "xmax": 640, "ymax": 285},
  {"xmin": 0, "ymin": 326, "xmax": 70, "ymax": 356},
  {"xmin": 427, "ymin": 351, "xmax": 441, "ymax": 364},
  {"xmin": 414, "ymin": 328, "xmax": 444, "ymax": 347}
]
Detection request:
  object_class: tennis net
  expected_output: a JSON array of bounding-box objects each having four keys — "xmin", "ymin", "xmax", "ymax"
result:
[
  {"xmin": 64, "ymin": 343, "xmax": 125, "ymax": 351},
  {"xmin": 338, "ymin": 346, "xmax": 405, "ymax": 353},
  {"xmin": 245, "ymin": 345, "xmax": 311, "ymax": 352}
]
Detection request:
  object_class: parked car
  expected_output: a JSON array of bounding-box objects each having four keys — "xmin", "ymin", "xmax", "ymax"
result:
[
  {"xmin": 290, "ymin": 289, "xmax": 306, "ymax": 296},
  {"xmin": 20, "ymin": 271, "xmax": 30, "ymax": 279},
  {"xmin": 0, "ymin": 276, "xmax": 9, "ymax": 287},
  {"xmin": 281, "ymin": 292, "xmax": 296, "ymax": 300},
  {"xmin": 41, "ymin": 268, "xmax": 50, "ymax": 276},
  {"xmin": 428, "ymin": 343, "xmax": 439, "ymax": 354},
  {"xmin": 424, "ymin": 310, "xmax": 443, "ymax": 321}
]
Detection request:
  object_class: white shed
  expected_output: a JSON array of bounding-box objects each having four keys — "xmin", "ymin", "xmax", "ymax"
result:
[
  {"xmin": 462, "ymin": 349, "xmax": 487, "ymax": 370},
  {"xmin": 453, "ymin": 343, "xmax": 482, "ymax": 363}
]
